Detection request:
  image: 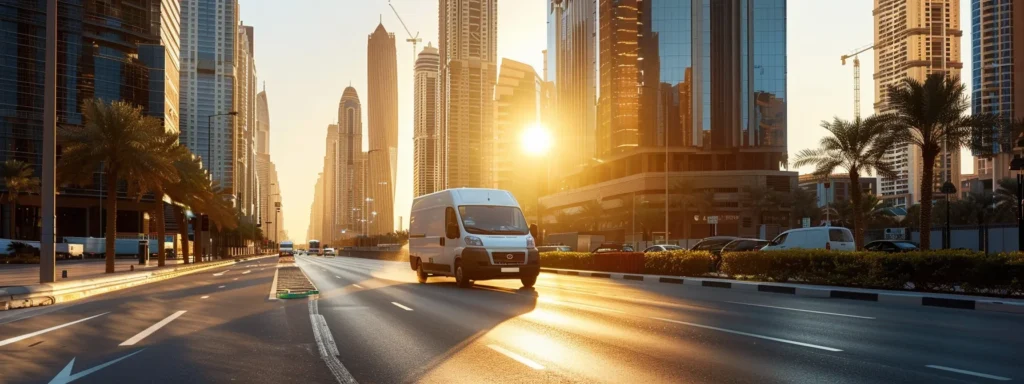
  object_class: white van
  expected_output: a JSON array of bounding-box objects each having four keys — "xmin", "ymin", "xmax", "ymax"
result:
[
  {"xmin": 761, "ymin": 227, "xmax": 855, "ymax": 251},
  {"xmin": 408, "ymin": 188, "xmax": 540, "ymax": 288}
]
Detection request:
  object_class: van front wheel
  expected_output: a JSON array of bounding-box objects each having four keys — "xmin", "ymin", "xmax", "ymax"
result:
[
  {"xmin": 455, "ymin": 261, "xmax": 472, "ymax": 288},
  {"xmin": 416, "ymin": 263, "xmax": 428, "ymax": 284},
  {"xmin": 521, "ymin": 274, "xmax": 537, "ymax": 288}
]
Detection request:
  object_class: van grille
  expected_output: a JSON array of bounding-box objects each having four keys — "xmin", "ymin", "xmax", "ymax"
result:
[{"xmin": 491, "ymin": 251, "xmax": 526, "ymax": 265}]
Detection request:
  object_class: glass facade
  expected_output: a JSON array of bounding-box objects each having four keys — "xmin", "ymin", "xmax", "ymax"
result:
[{"xmin": 971, "ymin": 0, "xmax": 1016, "ymax": 155}]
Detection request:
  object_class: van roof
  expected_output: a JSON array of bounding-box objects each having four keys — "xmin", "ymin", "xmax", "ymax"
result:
[
  {"xmin": 783, "ymin": 226, "xmax": 851, "ymax": 233},
  {"xmin": 412, "ymin": 188, "xmax": 519, "ymax": 210}
]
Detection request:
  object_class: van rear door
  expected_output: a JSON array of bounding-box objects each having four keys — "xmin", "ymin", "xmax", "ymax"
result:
[{"xmin": 828, "ymin": 228, "xmax": 855, "ymax": 251}]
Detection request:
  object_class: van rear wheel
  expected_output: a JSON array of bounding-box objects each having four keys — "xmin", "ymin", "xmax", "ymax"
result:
[
  {"xmin": 455, "ymin": 261, "xmax": 472, "ymax": 288},
  {"xmin": 416, "ymin": 263, "xmax": 428, "ymax": 284}
]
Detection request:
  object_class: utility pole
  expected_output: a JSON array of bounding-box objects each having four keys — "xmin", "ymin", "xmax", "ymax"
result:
[{"xmin": 40, "ymin": 0, "xmax": 57, "ymax": 283}]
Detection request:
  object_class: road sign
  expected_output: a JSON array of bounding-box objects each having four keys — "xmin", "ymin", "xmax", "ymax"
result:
[{"xmin": 707, "ymin": 216, "xmax": 719, "ymax": 225}]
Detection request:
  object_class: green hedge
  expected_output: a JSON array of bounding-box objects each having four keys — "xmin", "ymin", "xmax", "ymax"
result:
[
  {"xmin": 644, "ymin": 250, "xmax": 715, "ymax": 277},
  {"xmin": 540, "ymin": 251, "xmax": 594, "ymax": 270},
  {"xmin": 720, "ymin": 250, "xmax": 1024, "ymax": 296}
]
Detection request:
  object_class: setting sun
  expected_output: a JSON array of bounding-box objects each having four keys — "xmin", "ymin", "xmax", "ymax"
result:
[{"xmin": 520, "ymin": 124, "xmax": 553, "ymax": 156}]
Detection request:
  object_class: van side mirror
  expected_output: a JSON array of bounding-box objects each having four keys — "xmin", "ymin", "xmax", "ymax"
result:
[{"xmin": 529, "ymin": 224, "xmax": 538, "ymax": 240}]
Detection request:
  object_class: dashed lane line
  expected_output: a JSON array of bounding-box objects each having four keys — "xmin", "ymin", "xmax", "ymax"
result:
[
  {"xmin": 119, "ymin": 311, "xmax": 187, "ymax": 346},
  {"xmin": 0, "ymin": 312, "xmax": 109, "ymax": 347},
  {"xmin": 488, "ymin": 345, "xmax": 545, "ymax": 370}
]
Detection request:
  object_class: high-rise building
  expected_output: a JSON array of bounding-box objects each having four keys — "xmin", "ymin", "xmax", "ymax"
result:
[
  {"xmin": 337, "ymin": 87, "xmax": 364, "ymax": 236},
  {"xmin": 873, "ymin": 0, "xmax": 963, "ymax": 207},
  {"xmin": 367, "ymin": 24, "xmax": 398, "ymax": 235},
  {"xmin": 540, "ymin": 0, "xmax": 793, "ymax": 241},
  {"xmin": 414, "ymin": 44, "xmax": 440, "ymax": 197},
  {"xmin": 494, "ymin": 59, "xmax": 542, "ymax": 207},
  {"xmin": 0, "ymin": 0, "xmax": 180, "ymax": 240},
  {"xmin": 181, "ymin": 0, "xmax": 241, "ymax": 195},
  {"xmin": 255, "ymin": 87, "xmax": 274, "ymax": 229},
  {"xmin": 548, "ymin": 0, "xmax": 598, "ymax": 192},
  {"xmin": 972, "ymin": 0, "xmax": 1024, "ymax": 185},
  {"xmin": 439, "ymin": 0, "xmax": 499, "ymax": 189},
  {"xmin": 308, "ymin": 173, "xmax": 324, "ymax": 243},
  {"xmin": 322, "ymin": 124, "xmax": 339, "ymax": 242},
  {"xmin": 237, "ymin": 25, "xmax": 258, "ymax": 218}
]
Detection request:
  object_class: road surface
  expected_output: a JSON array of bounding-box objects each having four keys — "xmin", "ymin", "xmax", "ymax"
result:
[{"xmin": 1, "ymin": 254, "xmax": 1021, "ymax": 383}]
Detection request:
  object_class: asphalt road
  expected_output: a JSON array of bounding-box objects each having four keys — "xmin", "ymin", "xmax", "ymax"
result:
[{"xmin": 1, "ymin": 254, "xmax": 1021, "ymax": 383}]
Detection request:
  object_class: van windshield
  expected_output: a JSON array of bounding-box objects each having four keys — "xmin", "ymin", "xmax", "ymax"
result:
[{"xmin": 458, "ymin": 205, "xmax": 529, "ymax": 235}]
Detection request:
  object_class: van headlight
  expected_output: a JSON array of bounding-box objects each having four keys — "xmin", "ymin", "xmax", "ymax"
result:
[
  {"xmin": 465, "ymin": 236, "xmax": 484, "ymax": 246},
  {"xmin": 527, "ymin": 237, "xmax": 535, "ymax": 249}
]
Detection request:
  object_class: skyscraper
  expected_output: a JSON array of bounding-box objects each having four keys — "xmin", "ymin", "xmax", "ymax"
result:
[
  {"xmin": 972, "ymin": 0, "xmax": 1023, "ymax": 184},
  {"xmin": 540, "ymin": 0, "xmax": 792, "ymax": 241},
  {"xmin": 874, "ymin": 0, "xmax": 963, "ymax": 207},
  {"xmin": 494, "ymin": 58, "xmax": 542, "ymax": 201},
  {"xmin": 439, "ymin": 0, "xmax": 499, "ymax": 189},
  {"xmin": 237, "ymin": 25, "xmax": 258, "ymax": 218},
  {"xmin": 322, "ymin": 124, "xmax": 339, "ymax": 242},
  {"xmin": 367, "ymin": 24, "xmax": 398, "ymax": 235},
  {"xmin": 414, "ymin": 44, "xmax": 440, "ymax": 197},
  {"xmin": 337, "ymin": 87, "xmax": 364, "ymax": 235},
  {"xmin": 181, "ymin": 0, "xmax": 241, "ymax": 194}
]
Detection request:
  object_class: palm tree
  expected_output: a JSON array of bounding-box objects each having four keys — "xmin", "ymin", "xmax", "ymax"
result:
[
  {"xmin": 58, "ymin": 99, "xmax": 178, "ymax": 273},
  {"xmin": 1, "ymin": 160, "xmax": 40, "ymax": 240},
  {"xmin": 790, "ymin": 187, "xmax": 821, "ymax": 227},
  {"xmin": 994, "ymin": 178, "xmax": 1019, "ymax": 223},
  {"xmin": 833, "ymin": 193, "xmax": 895, "ymax": 229},
  {"xmin": 793, "ymin": 115, "xmax": 898, "ymax": 249},
  {"xmin": 743, "ymin": 184, "xmax": 785, "ymax": 228},
  {"xmin": 963, "ymin": 191, "xmax": 997, "ymax": 254},
  {"xmin": 884, "ymin": 73, "xmax": 997, "ymax": 249},
  {"xmin": 674, "ymin": 181, "xmax": 714, "ymax": 240},
  {"xmin": 122, "ymin": 129, "xmax": 185, "ymax": 267}
]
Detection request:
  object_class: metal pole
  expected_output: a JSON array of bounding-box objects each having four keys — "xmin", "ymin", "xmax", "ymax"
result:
[
  {"xmin": 944, "ymin": 194, "xmax": 950, "ymax": 249},
  {"xmin": 1018, "ymin": 173, "xmax": 1023, "ymax": 251},
  {"xmin": 207, "ymin": 115, "xmax": 213, "ymax": 180},
  {"xmin": 40, "ymin": 0, "xmax": 57, "ymax": 283},
  {"xmin": 664, "ymin": 137, "xmax": 669, "ymax": 244}
]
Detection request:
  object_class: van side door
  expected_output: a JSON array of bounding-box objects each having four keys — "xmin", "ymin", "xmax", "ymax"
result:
[{"xmin": 433, "ymin": 206, "xmax": 460, "ymax": 275}]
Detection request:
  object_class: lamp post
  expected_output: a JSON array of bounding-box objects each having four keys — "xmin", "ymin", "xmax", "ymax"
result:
[
  {"xmin": 940, "ymin": 181, "xmax": 957, "ymax": 249},
  {"xmin": 1009, "ymin": 156, "xmax": 1024, "ymax": 251},
  {"xmin": 206, "ymin": 111, "xmax": 238, "ymax": 181},
  {"xmin": 364, "ymin": 149, "xmax": 381, "ymax": 238}
]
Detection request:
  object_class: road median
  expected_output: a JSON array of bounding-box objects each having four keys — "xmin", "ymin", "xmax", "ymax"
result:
[{"xmin": 0, "ymin": 254, "xmax": 277, "ymax": 311}]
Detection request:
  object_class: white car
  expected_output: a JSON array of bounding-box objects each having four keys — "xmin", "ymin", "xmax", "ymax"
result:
[
  {"xmin": 324, "ymin": 248, "xmax": 337, "ymax": 257},
  {"xmin": 408, "ymin": 188, "xmax": 540, "ymax": 288},
  {"xmin": 762, "ymin": 227, "xmax": 855, "ymax": 251}
]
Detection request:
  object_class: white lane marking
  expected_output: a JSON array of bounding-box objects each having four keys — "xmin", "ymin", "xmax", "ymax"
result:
[
  {"xmin": 925, "ymin": 365, "xmax": 1011, "ymax": 381},
  {"xmin": 352, "ymin": 284, "xmax": 363, "ymax": 289},
  {"xmin": 309, "ymin": 298, "xmax": 357, "ymax": 383},
  {"xmin": 200, "ymin": 296, "xmax": 210, "ymax": 299},
  {"xmin": 213, "ymin": 270, "xmax": 229, "ymax": 276},
  {"xmin": 538, "ymin": 297, "xmax": 627, "ymax": 314},
  {"xmin": 269, "ymin": 268, "xmax": 280, "ymax": 300},
  {"xmin": 488, "ymin": 345, "xmax": 545, "ymax": 370},
  {"xmin": 725, "ymin": 301, "xmax": 876, "ymax": 319},
  {"xmin": 242, "ymin": 270, "xmax": 251, "ymax": 275},
  {"xmin": 0, "ymin": 312, "xmax": 109, "ymax": 347},
  {"xmin": 49, "ymin": 349, "xmax": 146, "ymax": 384},
  {"xmin": 391, "ymin": 302, "xmax": 414, "ymax": 311},
  {"xmin": 119, "ymin": 311, "xmax": 187, "ymax": 346},
  {"xmin": 652, "ymin": 317, "xmax": 843, "ymax": 352},
  {"xmin": 233, "ymin": 278, "xmax": 238, "ymax": 281},
  {"xmin": 335, "ymin": 276, "xmax": 341, "ymax": 279},
  {"xmin": 218, "ymin": 285, "xmax": 225, "ymax": 288}
]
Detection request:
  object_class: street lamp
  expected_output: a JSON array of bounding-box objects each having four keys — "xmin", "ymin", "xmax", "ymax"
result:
[
  {"xmin": 206, "ymin": 111, "xmax": 238, "ymax": 180},
  {"xmin": 940, "ymin": 181, "xmax": 957, "ymax": 249},
  {"xmin": 1009, "ymin": 156, "xmax": 1024, "ymax": 251},
  {"xmin": 364, "ymin": 149, "xmax": 381, "ymax": 238}
]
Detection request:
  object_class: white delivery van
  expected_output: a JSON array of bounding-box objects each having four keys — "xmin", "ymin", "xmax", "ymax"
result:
[
  {"xmin": 279, "ymin": 240, "xmax": 294, "ymax": 257},
  {"xmin": 408, "ymin": 188, "xmax": 540, "ymax": 288},
  {"xmin": 761, "ymin": 226, "xmax": 855, "ymax": 251}
]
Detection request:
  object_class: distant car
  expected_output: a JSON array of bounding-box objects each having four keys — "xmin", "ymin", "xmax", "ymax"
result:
[
  {"xmin": 643, "ymin": 244, "xmax": 683, "ymax": 253},
  {"xmin": 690, "ymin": 236, "xmax": 740, "ymax": 255},
  {"xmin": 721, "ymin": 238, "xmax": 771, "ymax": 252},
  {"xmin": 324, "ymin": 248, "xmax": 337, "ymax": 257},
  {"xmin": 537, "ymin": 245, "xmax": 573, "ymax": 253},
  {"xmin": 762, "ymin": 227, "xmax": 855, "ymax": 251},
  {"xmin": 592, "ymin": 243, "xmax": 635, "ymax": 253},
  {"xmin": 864, "ymin": 240, "xmax": 919, "ymax": 253}
]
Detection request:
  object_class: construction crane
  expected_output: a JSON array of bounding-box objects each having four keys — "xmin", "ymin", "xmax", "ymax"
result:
[
  {"xmin": 388, "ymin": 0, "xmax": 422, "ymax": 62},
  {"xmin": 840, "ymin": 44, "xmax": 874, "ymax": 119}
]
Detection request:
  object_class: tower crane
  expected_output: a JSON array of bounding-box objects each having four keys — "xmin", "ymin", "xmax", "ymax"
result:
[
  {"xmin": 840, "ymin": 44, "xmax": 874, "ymax": 119},
  {"xmin": 388, "ymin": 0, "xmax": 422, "ymax": 62}
]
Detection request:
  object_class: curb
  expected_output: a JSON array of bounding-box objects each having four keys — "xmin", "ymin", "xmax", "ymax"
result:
[
  {"xmin": 539, "ymin": 268, "xmax": 1024, "ymax": 315},
  {"xmin": 0, "ymin": 254, "xmax": 277, "ymax": 311}
]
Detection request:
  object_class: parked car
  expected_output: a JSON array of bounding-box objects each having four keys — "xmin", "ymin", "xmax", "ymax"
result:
[
  {"xmin": 643, "ymin": 244, "xmax": 683, "ymax": 253},
  {"xmin": 762, "ymin": 227, "xmax": 855, "ymax": 251},
  {"xmin": 864, "ymin": 240, "xmax": 919, "ymax": 253},
  {"xmin": 721, "ymin": 238, "xmax": 771, "ymax": 252},
  {"xmin": 592, "ymin": 243, "xmax": 635, "ymax": 253},
  {"xmin": 537, "ymin": 245, "xmax": 573, "ymax": 253},
  {"xmin": 324, "ymin": 248, "xmax": 337, "ymax": 257},
  {"xmin": 690, "ymin": 236, "xmax": 739, "ymax": 255}
]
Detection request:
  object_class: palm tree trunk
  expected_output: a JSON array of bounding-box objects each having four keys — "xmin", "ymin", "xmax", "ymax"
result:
[
  {"xmin": 154, "ymin": 190, "xmax": 166, "ymax": 267},
  {"xmin": 194, "ymin": 216, "xmax": 203, "ymax": 263},
  {"xmin": 104, "ymin": 168, "xmax": 118, "ymax": 273},
  {"xmin": 849, "ymin": 172, "xmax": 864, "ymax": 249},
  {"xmin": 174, "ymin": 207, "xmax": 190, "ymax": 264},
  {"xmin": 919, "ymin": 151, "xmax": 937, "ymax": 250},
  {"xmin": 8, "ymin": 201, "xmax": 15, "ymax": 240}
]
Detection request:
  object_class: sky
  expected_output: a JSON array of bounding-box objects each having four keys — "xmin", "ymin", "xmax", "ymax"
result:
[{"xmin": 241, "ymin": 0, "xmax": 973, "ymax": 243}]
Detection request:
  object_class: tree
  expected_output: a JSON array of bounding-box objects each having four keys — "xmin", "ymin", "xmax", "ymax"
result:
[
  {"xmin": 963, "ymin": 191, "xmax": 997, "ymax": 254},
  {"xmin": 58, "ymin": 100, "xmax": 178, "ymax": 273},
  {"xmin": 884, "ymin": 74, "xmax": 996, "ymax": 250},
  {"xmin": 994, "ymin": 178, "xmax": 1020, "ymax": 224},
  {"xmin": 674, "ymin": 181, "xmax": 714, "ymax": 240},
  {"xmin": 743, "ymin": 184, "xmax": 785, "ymax": 227},
  {"xmin": 833, "ymin": 193, "xmax": 895, "ymax": 229},
  {"xmin": 793, "ymin": 116, "xmax": 898, "ymax": 249},
  {"xmin": 0, "ymin": 160, "xmax": 40, "ymax": 240},
  {"xmin": 124, "ymin": 129, "xmax": 186, "ymax": 267},
  {"xmin": 790, "ymin": 187, "xmax": 821, "ymax": 227}
]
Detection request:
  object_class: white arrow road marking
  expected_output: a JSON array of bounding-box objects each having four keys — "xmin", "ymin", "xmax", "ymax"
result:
[
  {"xmin": 48, "ymin": 349, "xmax": 145, "ymax": 384},
  {"xmin": 120, "ymin": 311, "xmax": 187, "ymax": 346},
  {"xmin": 0, "ymin": 312, "xmax": 109, "ymax": 347}
]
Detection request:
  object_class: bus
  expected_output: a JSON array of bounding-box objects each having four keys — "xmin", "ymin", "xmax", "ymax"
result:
[
  {"xmin": 308, "ymin": 240, "xmax": 321, "ymax": 256},
  {"xmin": 279, "ymin": 240, "xmax": 294, "ymax": 257}
]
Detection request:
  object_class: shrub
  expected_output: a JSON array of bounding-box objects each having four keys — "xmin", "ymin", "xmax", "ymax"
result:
[
  {"xmin": 644, "ymin": 250, "xmax": 715, "ymax": 277},
  {"xmin": 539, "ymin": 251, "xmax": 594, "ymax": 270}
]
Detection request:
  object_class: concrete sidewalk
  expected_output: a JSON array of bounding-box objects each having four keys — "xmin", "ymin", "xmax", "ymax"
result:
[{"xmin": 1, "ymin": 257, "xmax": 221, "ymax": 287}]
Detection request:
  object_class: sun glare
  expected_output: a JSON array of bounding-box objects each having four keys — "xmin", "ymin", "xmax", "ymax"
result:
[{"xmin": 520, "ymin": 124, "xmax": 553, "ymax": 156}]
